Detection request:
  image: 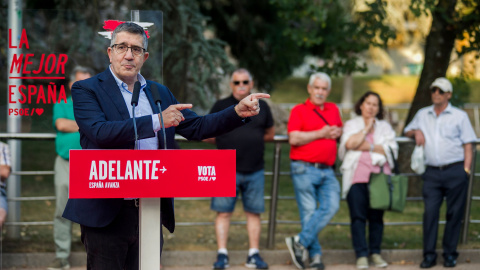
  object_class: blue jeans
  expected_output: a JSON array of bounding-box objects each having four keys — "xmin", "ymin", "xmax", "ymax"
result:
[
  {"xmin": 211, "ymin": 169, "xmax": 265, "ymax": 214},
  {"xmin": 0, "ymin": 185, "xmax": 7, "ymax": 213},
  {"xmin": 291, "ymin": 161, "xmax": 340, "ymax": 257}
]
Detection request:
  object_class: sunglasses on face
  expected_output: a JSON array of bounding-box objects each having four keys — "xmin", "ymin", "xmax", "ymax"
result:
[
  {"xmin": 233, "ymin": 80, "xmax": 250, "ymax": 85},
  {"xmin": 431, "ymin": 87, "xmax": 446, "ymax": 95}
]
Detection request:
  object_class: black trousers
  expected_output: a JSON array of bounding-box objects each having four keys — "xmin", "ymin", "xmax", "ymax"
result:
[
  {"xmin": 422, "ymin": 163, "xmax": 468, "ymax": 260},
  {"xmin": 80, "ymin": 200, "xmax": 163, "ymax": 270},
  {"xmin": 347, "ymin": 183, "xmax": 385, "ymax": 258}
]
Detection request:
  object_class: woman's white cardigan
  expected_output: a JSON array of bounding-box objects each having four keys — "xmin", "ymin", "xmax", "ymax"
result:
[{"xmin": 338, "ymin": 116, "xmax": 399, "ymax": 198}]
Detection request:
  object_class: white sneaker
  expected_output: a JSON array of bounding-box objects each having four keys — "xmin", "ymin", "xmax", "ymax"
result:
[
  {"xmin": 356, "ymin": 257, "xmax": 369, "ymax": 269},
  {"xmin": 370, "ymin": 254, "xmax": 388, "ymax": 268}
]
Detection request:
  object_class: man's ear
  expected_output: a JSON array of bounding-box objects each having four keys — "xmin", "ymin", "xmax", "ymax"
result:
[{"xmin": 107, "ymin": 47, "xmax": 112, "ymax": 63}]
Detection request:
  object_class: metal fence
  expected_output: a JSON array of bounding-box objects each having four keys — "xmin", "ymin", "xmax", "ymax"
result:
[
  {"xmin": 280, "ymin": 103, "xmax": 480, "ymax": 136},
  {"xmin": 0, "ymin": 133, "xmax": 478, "ymax": 249}
]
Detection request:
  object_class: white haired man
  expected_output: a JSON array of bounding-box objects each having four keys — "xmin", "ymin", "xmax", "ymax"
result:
[{"xmin": 285, "ymin": 72, "xmax": 342, "ymax": 270}]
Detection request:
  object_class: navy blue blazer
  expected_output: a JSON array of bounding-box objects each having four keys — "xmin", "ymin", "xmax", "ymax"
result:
[{"xmin": 62, "ymin": 69, "xmax": 246, "ymax": 233}]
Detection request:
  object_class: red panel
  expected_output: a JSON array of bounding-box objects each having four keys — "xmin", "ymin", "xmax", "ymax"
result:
[{"xmin": 69, "ymin": 149, "xmax": 236, "ymax": 198}]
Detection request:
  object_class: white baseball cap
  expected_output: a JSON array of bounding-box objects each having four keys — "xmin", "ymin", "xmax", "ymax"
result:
[{"xmin": 430, "ymin": 77, "xmax": 453, "ymax": 93}]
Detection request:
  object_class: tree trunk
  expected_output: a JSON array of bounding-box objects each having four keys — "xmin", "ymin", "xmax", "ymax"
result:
[
  {"xmin": 404, "ymin": 0, "xmax": 457, "ymax": 127},
  {"xmin": 341, "ymin": 73, "xmax": 353, "ymax": 110},
  {"xmin": 403, "ymin": 0, "xmax": 458, "ymax": 196}
]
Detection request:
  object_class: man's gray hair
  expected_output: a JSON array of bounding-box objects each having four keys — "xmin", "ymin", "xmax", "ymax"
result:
[
  {"xmin": 69, "ymin": 66, "xmax": 93, "ymax": 82},
  {"xmin": 308, "ymin": 72, "xmax": 331, "ymax": 90},
  {"xmin": 110, "ymin": 22, "xmax": 148, "ymax": 51},
  {"xmin": 231, "ymin": 68, "xmax": 253, "ymax": 81}
]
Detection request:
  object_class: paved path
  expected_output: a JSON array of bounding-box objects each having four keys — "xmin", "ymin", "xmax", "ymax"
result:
[
  {"xmin": 4, "ymin": 263, "xmax": 480, "ymax": 270},
  {"xmin": 3, "ymin": 249, "xmax": 480, "ymax": 269}
]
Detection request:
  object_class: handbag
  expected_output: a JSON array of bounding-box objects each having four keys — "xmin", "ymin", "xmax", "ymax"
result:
[
  {"xmin": 410, "ymin": 145, "xmax": 426, "ymax": 174},
  {"xmin": 368, "ymin": 147, "xmax": 408, "ymax": 212}
]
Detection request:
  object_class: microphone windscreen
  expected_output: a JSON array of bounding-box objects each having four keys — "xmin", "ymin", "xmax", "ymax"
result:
[
  {"xmin": 151, "ymin": 83, "xmax": 162, "ymax": 104},
  {"xmin": 131, "ymin": 81, "xmax": 141, "ymax": 106}
]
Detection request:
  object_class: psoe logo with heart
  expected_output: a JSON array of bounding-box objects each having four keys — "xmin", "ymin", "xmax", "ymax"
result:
[
  {"xmin": 8, "ymin": 28, "xmax": 68, "ymax": 116},
  {"xmin": 198, "ymin": 166, "xmax": 217, "ymax": 182}
]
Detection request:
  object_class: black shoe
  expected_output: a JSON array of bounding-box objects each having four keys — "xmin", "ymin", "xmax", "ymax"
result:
[
  {"xmin": 309, "ymin": 254, "xmax": 325, "ymax": 270},
  {"xmin": 213, "ymin": 253, "xmax": 229, "ymax": 269},
  {"xmin": 285, "ymin": 236, "xmax": 306, "ymax": 269},
  {"xmin": 444, "ymin": 256, "xmax": 456, "ymax": 268},
  {"xmin": 420, "ymin": 257, "xmax": 436, "ymax": 268}
]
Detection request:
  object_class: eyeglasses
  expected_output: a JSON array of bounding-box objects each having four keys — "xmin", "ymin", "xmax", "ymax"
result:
[
  {"xmin": 233, "ymin": 80, "xmax": 250, "ymax": 85},
  {"xmin": 111, "ymin": 44, "xmax": 146, "ymax": 56},
  {"xmin": 431, "ymin": 87, "xmax": 446, "ymax": 95}
]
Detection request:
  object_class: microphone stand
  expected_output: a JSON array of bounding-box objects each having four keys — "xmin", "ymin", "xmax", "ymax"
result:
[
  {"xmin": 156, "ymin": 102, "xmax": 167, "ymax": 150},
  {"xmin": 151, "ymin": 84, "xmax": 167, "ymax": 150},
  {"xmin": 140, "ymin": 83, "xmax": 163, "ymax": 270},
  {"xmin": 131, "ymin": 81, "xmax": 141, "ymax": 150},
  {"xmin": 132, "ymin": 104, "xmax": 139, "ymax": 150}
]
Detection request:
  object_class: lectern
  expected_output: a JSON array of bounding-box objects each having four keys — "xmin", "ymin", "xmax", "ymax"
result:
[{"xmin": 70, "ymin": 149, "xmax": 236, "ymax": 269}]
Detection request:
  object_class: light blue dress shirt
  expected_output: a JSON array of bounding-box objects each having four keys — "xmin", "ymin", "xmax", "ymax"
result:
[
  {"xmin": 109, "ymin": 66, "xmax": 161, "ymax": 150},
  {"xmin": 404, "ymin": 103, "xmax": 477, "ymax": 167}
]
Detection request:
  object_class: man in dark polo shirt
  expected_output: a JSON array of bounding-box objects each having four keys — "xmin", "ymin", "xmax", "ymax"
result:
[
  {"xmin": 285, "ymin": 72, "xmax": 342, "ymax": 270},
  {"xmin": 206, "ymin": 68, "xmax": 274, "ymax": 269}
]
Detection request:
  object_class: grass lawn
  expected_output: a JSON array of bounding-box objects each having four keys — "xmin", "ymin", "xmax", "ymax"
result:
[
  {"xmin": 2, "ymin": 75, "xmax": 480, "ymax": 253},
  {"xmin": 271, "ymin": 75, "xmax": 480, "ymax": 106},
  {"xmin": 163, "ymin": 142, "xmax": 480, "ymax": 251},
  {"xmin": 4, "ymin": 140, "xmax": 480, "ymax": 253}
]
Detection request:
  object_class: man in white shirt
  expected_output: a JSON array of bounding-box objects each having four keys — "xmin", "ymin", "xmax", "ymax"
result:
[{"xmin": 404, "ymin": 77, "xmax": 477, "ymax": 269}]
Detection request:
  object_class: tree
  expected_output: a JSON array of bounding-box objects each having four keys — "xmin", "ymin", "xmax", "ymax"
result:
[
  {"xmin": 4, "ymin": 0, "xmax": 234, "ymax": 111},
  {"xmin": 405, "ymin": 0, "xmax": 480, "ymax": 125},
  {"xmin": 271, "ymin": 0, "xmax": 396, "ymax": 107},
  {"xmin": 199, "ymin": 0, "xmax": 308, "ymax": 92},
  {"xmin": 148, "ymin": 0, "xmax": 234, "ymax": 109}
]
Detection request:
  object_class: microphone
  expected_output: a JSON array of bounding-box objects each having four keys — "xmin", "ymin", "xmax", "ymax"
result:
[
  {"xmin": 151, "ymin": 83, "xmax": 161, "ymax": 104},
  {"xmin": 131, "ymin": 81, "xmax": 141, "ymax": 106},
  {"xmin": 151, "ymin": 83, "xmax": 167, "ymax": 150},
  {"xmin": 132, "ymin": 81, "xmax": 141, "ymax": 149}
]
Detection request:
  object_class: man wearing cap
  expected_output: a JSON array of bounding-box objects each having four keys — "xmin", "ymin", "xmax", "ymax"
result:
[{"xmin": 404, "ymin": 77, "xmax": 477, "ymax": 268}]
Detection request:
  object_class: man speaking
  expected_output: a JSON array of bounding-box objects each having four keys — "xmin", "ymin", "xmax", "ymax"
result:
[{"xmin": 62, "ymin": 22, "xmax": 269, "ymax": 269}]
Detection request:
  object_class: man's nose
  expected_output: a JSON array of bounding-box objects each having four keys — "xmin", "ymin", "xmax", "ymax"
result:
[{"xmin": 124, "ymin": 49, "xmax": 135, "ymax": 59}]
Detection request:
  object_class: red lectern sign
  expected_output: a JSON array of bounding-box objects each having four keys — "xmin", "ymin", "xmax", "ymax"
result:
[{"xmin": 69, "ymin": 149, "xmax": 236, "ymax": 198}]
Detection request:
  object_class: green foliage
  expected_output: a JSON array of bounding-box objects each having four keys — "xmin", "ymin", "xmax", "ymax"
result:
[
  {"xmin": 7, "ymin": 1, "xmax": 234, "ymax": 111},
  {"xmin": 410, "ymin": 0, "xmax": 437, "ymax": 16},
  {"xmin": 455, "ymin": 0, "xmax": 480, "ymax": 56},
  {"xmin": 199, "ymin": 0, "xmax": 308, "ymax": 91},
  {"xmin": 409, "ymin": 0, "xmax": 480, "ymax": 57},
  {"xmin": 449, "ymin": 76, "xmax": 471, "ymax": 107},
  {"xmin": 155, "ymin": 0, "xmax": 235, "ymax": 108},
  {"xmin": 271, "ymin": 0, "xmax": 396, "ymax": 76}
]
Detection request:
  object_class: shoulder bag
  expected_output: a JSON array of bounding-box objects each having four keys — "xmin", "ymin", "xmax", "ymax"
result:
[{"xmin": 368, "ymin": 147, "xmax": 408, "ymax": 212}]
